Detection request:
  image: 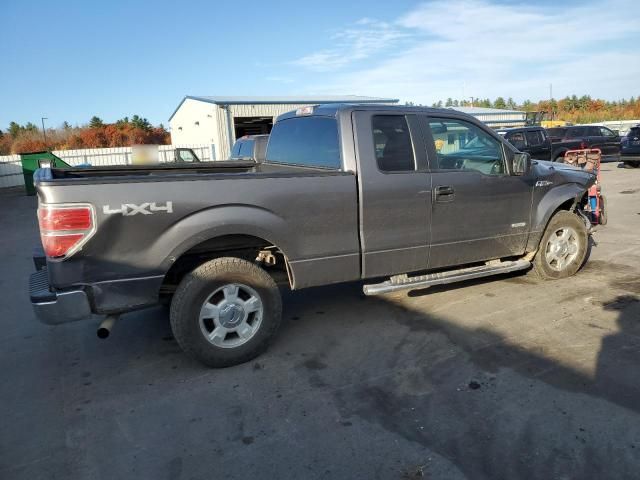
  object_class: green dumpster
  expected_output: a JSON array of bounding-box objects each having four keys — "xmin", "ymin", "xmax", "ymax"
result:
[{"xmin": 20, "ymin": 151, "xmax": 70, "ymax": 195}]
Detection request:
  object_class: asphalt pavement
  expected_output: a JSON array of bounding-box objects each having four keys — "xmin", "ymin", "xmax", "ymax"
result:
[{"xmin": 1, "ymin": 165, "xmax": 639, "ymax": 480}]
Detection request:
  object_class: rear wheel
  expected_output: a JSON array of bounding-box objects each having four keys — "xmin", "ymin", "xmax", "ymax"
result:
[
  {"xmin": 532, "ymin": 211, "xmax": 588, "ymax": 280},
  {"xmin": 170, "ymin": 257, "xmax": 282, "ymax": 368}
]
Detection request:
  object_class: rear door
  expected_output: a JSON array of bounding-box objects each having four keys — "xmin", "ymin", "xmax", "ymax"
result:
[
  {"xmin": 598, "ymin": 126, "xmax": 620, "ymax": 158},
  {"xmin": 524, "ymin": 129, "xmax": 551, "ymax": 160},
  {"xmin": 586, "ymin": 126, "xmax": 605, "ymax": 152},
  {"xmin": 424, "ymin": 115, "xmax": 533, "ymax": 269},
  {"xmin": 353, "ymin": 111, "xmax": 431, "ymax": 278}
]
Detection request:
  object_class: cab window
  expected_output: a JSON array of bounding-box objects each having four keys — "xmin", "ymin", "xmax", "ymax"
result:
[
  {"xmin": 372, "ymin": 115, "xmax": 415, "ymax": 172},
  {"xmin": 600, "ymin": 127, "xmax": 616, "ymax": 137},
  {"xmin": 428, "ymin": 118, "xmax": 505, "ymax": 175},
  {"xmin": 525, "ymin": 130, "xmax": 543, "ymax": 146}
]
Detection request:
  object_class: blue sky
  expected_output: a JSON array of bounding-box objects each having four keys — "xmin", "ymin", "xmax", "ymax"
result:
[{"xmin": 2, "ymin": 0, "xmax": 638, "ymax": 129}]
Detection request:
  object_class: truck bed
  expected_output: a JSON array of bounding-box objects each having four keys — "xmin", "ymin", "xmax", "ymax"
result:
[{"xmin": 36, "ymin": 161, "xmax": 344, "ymax": 185}]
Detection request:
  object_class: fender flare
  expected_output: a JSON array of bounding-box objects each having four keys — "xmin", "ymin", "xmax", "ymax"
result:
[
  {"xmin": 149, "ymin": 204, "xmax": 296, "ymax": 274},
  {"xmin": 526, "ymin": 183, "xmax": 586, "ymax": 251}
]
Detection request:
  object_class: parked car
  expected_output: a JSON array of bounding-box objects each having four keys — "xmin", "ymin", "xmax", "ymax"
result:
[
  {"xmin": 174, "ymin": 147, "xmax": 201, "ymax": 162},
  {"xmin": 546, "ymin": 125, "xmax": 621, "ymax": 162},
  {"xmin": 30, "ymin": 104, "xmax": 597, "ymax": 367},
  {"xmin": 497, "ymin": 126, "xmax": 552, "ymax": 160},
  {"xmin": 230, "ymin": 134, "xmax": 269, "ymax": 162},
  {"xmin": 620, "ymin": 125, "xmax": 640, "ymax": 168}
]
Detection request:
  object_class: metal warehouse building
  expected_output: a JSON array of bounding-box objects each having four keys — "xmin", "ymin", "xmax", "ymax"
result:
[
  {"xmin": 451, "ymin": 106, "xmax": 526, "ymax": 129},
  {"xmin": 169, "ymin": 95, "xmax": 398, "ymax": 159}
]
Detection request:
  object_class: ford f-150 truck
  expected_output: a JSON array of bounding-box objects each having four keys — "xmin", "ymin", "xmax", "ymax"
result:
[{"xmin": 30, "ymin": 104, "xmax": 597, "ymax": 367}]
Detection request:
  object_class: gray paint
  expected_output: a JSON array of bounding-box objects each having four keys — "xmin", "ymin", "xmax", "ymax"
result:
[{"xmin": 34, "ymin": 104, "xmax": 595, "ymax": 318}]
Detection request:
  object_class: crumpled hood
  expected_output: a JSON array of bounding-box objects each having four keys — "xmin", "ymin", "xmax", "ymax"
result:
[{"xmin": 533, "ymin": 160, "xmax": 596, "ymax": 188}]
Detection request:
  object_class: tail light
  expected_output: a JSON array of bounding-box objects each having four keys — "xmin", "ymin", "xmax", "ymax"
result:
[{"xmin": 37, "ymin": 204, "xmax": 95, "ymax": 258}]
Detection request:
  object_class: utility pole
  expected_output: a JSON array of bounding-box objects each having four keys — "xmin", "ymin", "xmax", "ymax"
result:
[
  {"xmin": 41, "ymin": 117, "xmax": 48, "ymax": 148},
  {"xmin": 549, "ymin": 84, "xmax": 554, "ymax": 119}
]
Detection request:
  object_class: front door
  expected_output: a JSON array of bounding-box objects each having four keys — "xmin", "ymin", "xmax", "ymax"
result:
[
  {"xmin": 424, "ymin": 115, "xmax": 534, "ymax": 269},
  {"xmin": 352, "ymin": 111, "xmax": 432, "ymax": 278}
]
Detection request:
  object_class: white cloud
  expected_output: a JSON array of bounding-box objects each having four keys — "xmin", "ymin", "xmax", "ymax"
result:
[
  {"xmin": 292, "ymin": 19, "xmax": 413, "ymax": 72},
  {"xmin": 291, "ymin": 0, "xmax": 639, "ymax": 103}
]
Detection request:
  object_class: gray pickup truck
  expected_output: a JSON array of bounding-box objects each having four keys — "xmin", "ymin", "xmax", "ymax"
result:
[{"xmin": 30, "ymin": 104, "xmax": 597, "ymax": 367}]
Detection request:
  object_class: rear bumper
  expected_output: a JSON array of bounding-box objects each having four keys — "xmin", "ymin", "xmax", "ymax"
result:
[{"xmin": 30, "ymin": 270, "xmax": 92, "ymax": 325}]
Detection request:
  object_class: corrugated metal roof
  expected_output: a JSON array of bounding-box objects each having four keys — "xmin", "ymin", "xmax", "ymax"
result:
[
  {"xmin": 169, "ymin": 95, "xmax": 398, "ymax": 121},
  {"xmin": 450, "ymin": 106, "xmax": 524, "ymax": 115}
]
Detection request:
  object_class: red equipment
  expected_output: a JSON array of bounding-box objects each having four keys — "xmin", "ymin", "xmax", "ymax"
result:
[{"xmin": 563, "ymin": 148, "xmax": 607, "ymax": 225}]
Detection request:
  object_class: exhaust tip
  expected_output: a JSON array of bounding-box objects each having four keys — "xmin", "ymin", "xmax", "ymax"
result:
[
  {"xmin": 97, "ymin": 327, "xmax": 110, "ymax": 339},
  {"xmin": 97, "ymin": 315, "xmax": 118, "ymax": 339}
]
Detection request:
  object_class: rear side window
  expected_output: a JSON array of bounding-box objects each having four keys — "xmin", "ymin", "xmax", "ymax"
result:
[
  {"xmin": 372, "ymin": 115, "xmax": 415, "ymax": 172},
  {"xmin": 546, "ymin": 128, "xmax": 567, "ymax": 138},
  {"xmin": 266, "ymin": 117, "xmax": 340, "ymax": 169},
  {"xmin": 525, "ymin": 130, "xmax": 543, "ymax": 146},
  {"xmin": 231, "ymin": 141, "xmax": 242, "ymax": 157},
  {"xmin": 567, "ymin": 127, "xmax": 586, "ymax": 138}
]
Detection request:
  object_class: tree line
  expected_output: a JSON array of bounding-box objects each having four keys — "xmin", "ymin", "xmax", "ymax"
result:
[
  {"xmin": 0, "ymin": 115, "xmax": 170, "ymax": 155},
  {"xmin": 411, "ymin": 95, "xmax": 640, "ymax": 124}
]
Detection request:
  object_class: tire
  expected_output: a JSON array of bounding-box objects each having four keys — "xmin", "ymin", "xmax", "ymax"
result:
[
  {"xmin": 532, "ymin": 211, "xmax": 588, "ymax": 280},
  {"xmin": 623, "ymin": 161, "xmax": 640, "ymax": 168},
  {"xmin": 170, "ymin": 257, "xmax": 282, "ymax": 368},
  {"xmin": 598, "ymin": 195, "xmax": 607, "ymax": 226}
]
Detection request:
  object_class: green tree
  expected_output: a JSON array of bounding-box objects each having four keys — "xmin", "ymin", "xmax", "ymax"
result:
[
  {"xmin": 507, "ymin": 97, "xmax": 516, "ymax": 109},
  {"xmin": 131, "ymin": 115, "xmax": 151, "ymax": 131},
  {"xmin": 89, "ymin": 116, "xmax": 104, "ymax": 128},
  {"xmin": 436, "ymin": 100, "xmax": 443, "ymax": 108},
  {"xmin": 493, "ymin": 97, "xmax": 506, "ymax": 109},
  {"xmin": 24, "ymin": 122, "xmax": 38, "ymax": 132},
  {"xmin": 8, "ymin": 122, "xmax": 22, "ymax": 137},
  {"xmin": 62, "ymin": 121, "xmax": 72, "ymax": 130},
  {"xmin": 445, "ymin": 98, "xmax": 453, "ymax": 107},
  {"xmin": 453, "ymin": 99, "xmax": 459, "ymax": 107}
]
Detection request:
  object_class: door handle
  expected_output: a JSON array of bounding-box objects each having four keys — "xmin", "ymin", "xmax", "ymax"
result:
[{"xmin": 434, "ymin": 185, "xmax": 455, "ymax": 202}]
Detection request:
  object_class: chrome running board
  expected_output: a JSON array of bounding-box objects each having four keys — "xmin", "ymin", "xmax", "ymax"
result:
[{"xmin": 363, "ymin": 259, "xmax": 531, "ymax": 296}]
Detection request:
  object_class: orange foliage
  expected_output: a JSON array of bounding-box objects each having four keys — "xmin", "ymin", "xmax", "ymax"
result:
[{"xmin": 4, "ymin": 118, "xmax": 170, "ymax": 154}]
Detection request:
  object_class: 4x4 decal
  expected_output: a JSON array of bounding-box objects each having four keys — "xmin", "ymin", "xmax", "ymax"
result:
[{"xmin": 102, "ymin": 202, "xmax": 173, "ymax": 216}]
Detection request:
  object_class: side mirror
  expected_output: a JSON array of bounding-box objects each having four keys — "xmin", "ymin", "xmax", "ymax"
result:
[{"xmin": 512, "ymin": 152, "xmax": 531, "ymax": 176}]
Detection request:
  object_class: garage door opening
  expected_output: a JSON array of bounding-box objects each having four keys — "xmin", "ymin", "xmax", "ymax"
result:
[{"xmin": 234, "ymin": 116, "xmax": 273, "ymax": 138}]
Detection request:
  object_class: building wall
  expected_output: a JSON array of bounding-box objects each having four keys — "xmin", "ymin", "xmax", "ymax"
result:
[
  {"xmin": 169, "ymin": 99, "xmax": 220, "ymax": 158},
  {"xmin": 221, "ymin": 103, "xmax": 318, "ymax": 158},
  {"xmin": 171, "ymin": 101, "xmax": 322, "ymax": 159}
]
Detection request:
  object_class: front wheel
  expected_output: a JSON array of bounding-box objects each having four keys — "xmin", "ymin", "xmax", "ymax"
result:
[
  {"xmin": 170, "ymin": 257, "xmax": 282, "ymax": 368},
  {"xmin": 532, "ymin": 211, "xmax": 588, "ymax": 280}
]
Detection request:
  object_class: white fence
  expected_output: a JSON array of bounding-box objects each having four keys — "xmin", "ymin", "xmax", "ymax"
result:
[{"xmin": 0, "ymin": 144, "xmax": 213, "ymax": 189}]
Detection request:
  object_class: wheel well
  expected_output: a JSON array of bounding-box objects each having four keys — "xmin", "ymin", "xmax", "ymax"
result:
[{"xmin": 161, "ymin": 235, "xmax": 290, "ymax": 295}]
